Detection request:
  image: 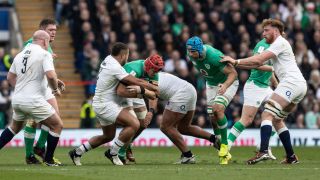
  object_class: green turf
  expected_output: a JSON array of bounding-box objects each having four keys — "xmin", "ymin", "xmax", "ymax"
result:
[{"xmin": 0, "ymin": 147, "xmax": 319, "ymax": 180}]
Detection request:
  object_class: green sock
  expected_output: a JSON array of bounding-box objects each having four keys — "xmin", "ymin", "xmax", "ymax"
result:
[
  {"xmin": 118, "ymin": 146, "xmax": 126, "ymax": 159},
  {"xmin": 214, "ymin": 128, "xmax": 221, "ymax": 138},
  {"xmin": 217, "ymin": 116, "xmax": 228, "ymax": 145},
  {"xmin": 35, "ymin": 125, "xmax": 49, "ymax": 149},
  {"xmin": 228, "ymin": 121, "xmax": 245, "ymax": 143},
  {"xmin": 24, "ymin": 126, "xmax": 36, "ymax": 157}
]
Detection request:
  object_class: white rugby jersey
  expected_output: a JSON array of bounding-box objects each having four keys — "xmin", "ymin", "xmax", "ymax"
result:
[
  {"xmin": 93, "ymin": 55, "xmax": 129, "ymax": 105},
  {"xmin": 10, "ymin": 44, "xmax": 54, "ymax": 105},
  {"xmin": 266, "ymin": 36, "xmax": 306, "ymax": 83},
  {"xmin": 158, "ymin": 72, "xmax": 192, "ymax": 100}
]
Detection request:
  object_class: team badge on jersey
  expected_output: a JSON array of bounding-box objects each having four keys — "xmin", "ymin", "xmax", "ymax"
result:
[
  {"xmin": 199, "ymin": 69, "xmax": 208, "ymax": 76},
  {"xmin": 205, "ymin": 64, "xmax": 210, "ymax": 69},
  {"xmin": 180, "ymin": 105, "xmax": 186, "ymax": 111}
]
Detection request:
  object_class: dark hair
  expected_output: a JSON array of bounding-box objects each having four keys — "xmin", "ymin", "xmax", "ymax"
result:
[
  {"xmin": 111, "ymin": 42, "xmax": 129, "ymax": 56},
  {"xmin": 261, "ymin": 18, "xmax": 285, "ymax": 35},
  {"xmin": 39, "ymin": 18, "xmax": 56, "ymax": 29}
]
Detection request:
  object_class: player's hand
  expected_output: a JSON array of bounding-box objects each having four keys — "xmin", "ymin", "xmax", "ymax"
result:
[
  {"xmin": 52, "ymin": 88, "xmax": 62, "ymax": 97},
  {"xmin": 57, "ymin": 79, "xmax": 65, "ymax": 92},
  {"xmin": 217, "ymin": 83, "xmax": 227, "ymax": 95},
  {"xmin": 143, "ymin": 112, "xmax": 153, "ymax": 128},
  {"xmin": 220, "ymin": 55, "xmax": 236, "ymax": 65},
  {"xmin": 52, "ymin": 53, "xmax": 58, "ymax": 59}
]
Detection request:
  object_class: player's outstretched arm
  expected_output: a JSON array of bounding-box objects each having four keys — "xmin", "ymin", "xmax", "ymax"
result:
[
  {"xmin": 121, "ymin": 74, "xmax": 159, "ymax": 93},
  {"xmin": 220, "ymin": 51, "xmax": 275, "ymax": 68},
  {"xmin": 234, "ymin": 64, "xmax": 273, "ymax": 71},
  {"xmin": 116, "ymin": 83, "xmax": 157, "ymax": 100}
]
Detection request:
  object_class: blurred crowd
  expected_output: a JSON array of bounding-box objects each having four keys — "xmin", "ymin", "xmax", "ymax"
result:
[
  {"xmin": 52, "ymin": 0, "xmax": 320, "ymax": 129},
  {"xmin": 1, "ymin": 0, "xmax": 320, "ymax": 129}
]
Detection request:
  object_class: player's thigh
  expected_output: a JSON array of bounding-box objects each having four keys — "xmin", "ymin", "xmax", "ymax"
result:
[
  {"xmin": 161, "ymin": 109, "xmax": 185, "ymax": 128},
  {"xmin": 47, "ymin": 97, "xmax": 59, "ymax": 115},
  {"xmin": 178, "ymin": 110, "xmax": 195, "ymax": 128},
  {"xmin": 41, "ymin": 113, "xmax": 62, "ymax": 131},
  {"xmin": 116, "ymin": 108, "xmax": 140, "ymax": 128}
]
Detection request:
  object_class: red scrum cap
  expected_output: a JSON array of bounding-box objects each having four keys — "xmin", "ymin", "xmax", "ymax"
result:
[{"xmin": 144, "ymin": 54, "xmax": 164, "ymax": 73}]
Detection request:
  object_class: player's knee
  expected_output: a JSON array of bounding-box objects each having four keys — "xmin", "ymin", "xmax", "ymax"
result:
[
  {"xmin": 160, "ymin": 124, "xmax": 169, "ymax": 133},
  {"xmin": 102, "ymin": 133, "xmax": 114, "ymax": 142},
  {"xmin": 177, "ymin": 125, "xmax": 189, "ymax": 135},
  {"xmin": 212, "ymin": 105, "xmax": 225, "ymax": 118},
  {"xmin": 264, "ymin": 99, "xmax": 286, "ymax": 119},
  {"xmin": 26, "ymin": 120, "xmax": 37, "ymax": 128},
  {"xmin": 130, "ymin": 119, "xmax": 140, "ymax": 132}
]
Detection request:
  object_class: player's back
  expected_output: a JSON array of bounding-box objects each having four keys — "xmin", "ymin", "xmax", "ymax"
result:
[
  {"xmin": 11, "ymin": 44, "xmax": 52, "ymax": 105},
  {"xmin": 158, "ymin": 72, "xmax": 191, "ymax": 100}
]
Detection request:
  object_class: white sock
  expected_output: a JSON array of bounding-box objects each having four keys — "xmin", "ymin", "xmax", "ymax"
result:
[
  {"xmin": 110, "ymin": 138, "xmax": 124, "ymax": 155},
  {"xmin": 76, "ymin": 141, "xmax": 92, "ymax": 155}
]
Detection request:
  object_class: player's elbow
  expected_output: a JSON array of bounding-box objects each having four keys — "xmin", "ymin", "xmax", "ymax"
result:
[{"xmin": 46, "ymin": 70, "xmax": 57, "ymax": 81}]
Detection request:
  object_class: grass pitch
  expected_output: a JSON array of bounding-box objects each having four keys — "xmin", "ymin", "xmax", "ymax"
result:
[{"xmin": 0, "ymin": 147, "xmax": 319, "ymax": 180}]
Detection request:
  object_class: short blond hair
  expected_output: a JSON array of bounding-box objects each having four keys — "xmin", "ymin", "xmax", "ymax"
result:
[{"xmin": 261, "ymin": 18, "xmax": 285, "ymax": 34}]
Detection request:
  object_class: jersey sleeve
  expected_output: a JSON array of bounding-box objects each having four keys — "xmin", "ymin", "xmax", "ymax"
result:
[
  {"xmin": 43, "ymin": 52, "xmax": 55, "ymax": 72},
  {"xmin": 113, "ymin": 64, "xmax": 129, "ymax": 80},
  {"xmin": 266, "ymin": 38, "xmax": 286, "ymax": 56}
]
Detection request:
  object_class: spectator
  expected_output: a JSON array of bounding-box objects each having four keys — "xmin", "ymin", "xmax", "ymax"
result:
[
  {"xmin": 79, "ymin": 97, "xmax": 96, "ymax": 128},
  {"xmin": 305, "ymin": 103, "xmax": 320, "ymax": 129},
  {"xmin": 0, "ymin": 80, "xmax": 11, "ymax": 128}
]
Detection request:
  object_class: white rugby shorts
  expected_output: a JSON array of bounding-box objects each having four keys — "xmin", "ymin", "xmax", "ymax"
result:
[
  {"xmin": 243, "ymin": 81, "xmax": 273, "ymax": 107},
  {"xmin": 274, "ymin": 81, "xmax": 307, "ymax": 104},
  {"xmin": 165, "ymin": 84, "xmax": 197, "ymax": 114},
  {"xmin": 12, "ymin": 100, "xmax": 55, "ymax": 122}
]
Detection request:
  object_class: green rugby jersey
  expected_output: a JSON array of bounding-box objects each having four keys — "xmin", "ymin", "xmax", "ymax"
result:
[
  {"xmin": 23, "ymin": 38, "xmax": 53, "ymax": 54},
  {"xmin": 123, "ymin": 60, "xmax": 159, "ymax": 85},
  {"xmin": 247, "ymin": 39, "xmax": 272, "ymax": 88},
  {"xmin": 188, "ymin": 44, "xmax": 227, "ymax": 86}
]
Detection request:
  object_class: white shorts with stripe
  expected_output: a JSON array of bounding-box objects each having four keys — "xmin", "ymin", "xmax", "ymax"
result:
[{"xmin": 206, "ymin": 80, "xmax": 239, "ymax": 108}]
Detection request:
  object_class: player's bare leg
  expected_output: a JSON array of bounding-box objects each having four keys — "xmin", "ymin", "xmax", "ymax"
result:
[{"xmin": 160, "ymin": 109, "xmax": 195, "ymax": 164}]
